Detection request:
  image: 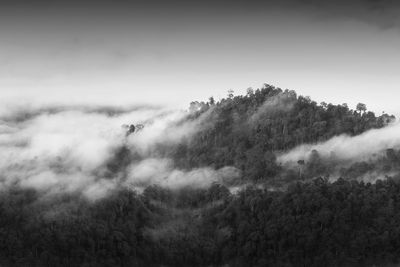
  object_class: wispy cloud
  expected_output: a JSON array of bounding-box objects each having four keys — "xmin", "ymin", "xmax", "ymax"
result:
[
  {"xmin": 278, "ymin": 120, "xmax": 400, "ymax": 164},
  {"xmin": 0, "ymin": 104, "xmax": 238, "ymax": 200}
]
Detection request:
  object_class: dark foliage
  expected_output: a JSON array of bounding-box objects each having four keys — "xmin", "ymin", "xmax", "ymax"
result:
[
  {"xmin": 0, "ymin": 86, "xmax": 398, "ymax": 266},
  {"xmin": 3, "ymin": 180, "xmax": 400, "ymax": 266},
  {"xmin": 166, "ymin": 84, "xmax": 393, "ymax": 181}
]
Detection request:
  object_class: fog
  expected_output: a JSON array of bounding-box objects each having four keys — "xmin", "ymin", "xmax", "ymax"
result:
[
  {"xmin": 278, "ymin": 120, "xmax": 400, "ymax": 164},
  {"xmin": 0, "ymin": 104, "xmax": 238, "ymax": 200}
]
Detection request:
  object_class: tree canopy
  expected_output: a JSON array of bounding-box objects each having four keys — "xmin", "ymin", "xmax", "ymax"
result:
[{"xmin": 0, "ymin": 84, "xmax": 398, "ymax": 267}]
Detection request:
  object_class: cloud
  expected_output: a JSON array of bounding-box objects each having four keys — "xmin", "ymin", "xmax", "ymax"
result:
[
  {"xmin": 278, "ymin": 121, "xmax": 400, "ymax": 165},
  {"xmin": 0, "ymin": 104, "xmax": 237, "ymax": 200},
  {"xmin": 126, "ymin": 107, "xmax": 214, "ymax": 155},
  {"xmin": 125, "ymin": 158, "xmax": 240, "ymax": 189},
  {"xmin": 280, "ymin": 0, "xmax": 400, "ymax": 30},
  {"xmin": 249, "ymin": 90, "xmax": 297, "ymax": 124}
]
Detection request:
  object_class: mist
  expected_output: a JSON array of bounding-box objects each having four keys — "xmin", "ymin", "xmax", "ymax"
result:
[
  {"xmin": 249, "ymin": 89, "xmax": 297, "ymax": 124},
  {"xmin": 0, "ymin": 103, "xmax": 238, "ymax": 200},
  {"xmin": 278, "ymin": 120, "xmax": 400, "ymax": 167}
]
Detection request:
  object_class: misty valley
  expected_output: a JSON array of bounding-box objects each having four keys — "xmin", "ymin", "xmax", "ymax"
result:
[{"xmin": 2, "ymin": 85, "xmax": 400, "ymax": 267}]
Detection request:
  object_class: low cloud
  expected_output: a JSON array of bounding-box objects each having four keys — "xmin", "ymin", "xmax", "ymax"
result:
[
  {"xmin": 0, "ymin": 104, "xmax": 237, "ymax": 200},
  {"xmin": 249, "ymin": 90, "xmax": 297, "ymax": 124},
  {"xmin": 278, "ymin": 121, "xmax": 400, "ymax": 165},
  {"xmin": 125, "ymin": 158, "xmax": 240, "ymax": 189}
]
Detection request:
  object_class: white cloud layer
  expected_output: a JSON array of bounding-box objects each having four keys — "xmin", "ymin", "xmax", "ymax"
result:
[
  {"xmin": 0, "ymin": 105, "xmax": 238, "ymax": 200},
  {"xmin": 278, "ymin": 121, "xmax": 400, "ymax": 164}
]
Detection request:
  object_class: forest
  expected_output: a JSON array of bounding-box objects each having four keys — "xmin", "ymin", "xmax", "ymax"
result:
[{"xmin": 1, "ymin": 84, "xmax": 400, "ymax": 267}]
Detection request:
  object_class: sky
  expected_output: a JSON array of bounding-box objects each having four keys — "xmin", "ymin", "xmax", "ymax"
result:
[{"xmin": 0, "ymin": 0, "xmax": 400, "ymax": 115}]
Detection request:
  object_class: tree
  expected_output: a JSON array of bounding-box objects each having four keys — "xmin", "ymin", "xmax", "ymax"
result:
[
  {"xmin": 356, "ymin": 103, "xmax": 367, "ymax": 114},
  {"xmin": 208, "ymin": 96, "xmax": 215, "ymax": 105},
  {"xmin": 227, "ymin": 89, "xmax": 234, "ymax": 99},
  {"xmin": 246, "ymin": 87, "xmax": 254, "ymax": 96}
]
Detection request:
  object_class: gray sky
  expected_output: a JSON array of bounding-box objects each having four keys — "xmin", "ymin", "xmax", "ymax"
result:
[{"xmin": 1, "ymin": 0, "xmax": 400, "ymax": 114}]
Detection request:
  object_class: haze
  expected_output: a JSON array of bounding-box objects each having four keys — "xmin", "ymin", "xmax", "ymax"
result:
[{"xmin": 0, "ymin": 0, "xmax": 399, "ymax": 114}]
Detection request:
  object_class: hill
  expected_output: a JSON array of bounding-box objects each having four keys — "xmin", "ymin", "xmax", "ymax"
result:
[{"xmin": 1, "ymin": 85, "xmax": 400, "ymax": 267}]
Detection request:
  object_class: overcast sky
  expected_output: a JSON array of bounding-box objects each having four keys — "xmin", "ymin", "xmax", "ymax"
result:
[{"xmin": 0, "ymin": 0, "xmax": 400, "ymax": 114}]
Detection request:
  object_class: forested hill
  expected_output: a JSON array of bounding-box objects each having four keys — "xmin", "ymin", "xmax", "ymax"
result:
[
  {"xmin": 2, "ymin": 85, "xmax": 400, "ymax": 267},
  {"xmin": 167, "ymin": 84, "xmax": 394, "ymax": 181}
]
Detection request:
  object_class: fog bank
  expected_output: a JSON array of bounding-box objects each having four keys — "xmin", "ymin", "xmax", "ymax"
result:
[{"xmin": 0, "ymin": 104, "xmax": 238, "ymax": 200}]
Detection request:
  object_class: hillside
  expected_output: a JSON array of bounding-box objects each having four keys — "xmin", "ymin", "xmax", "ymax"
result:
[
  {"xmin": 1, "ymin": 85, "xmax": 400, "ymax": 267},
  {"xmin": 162, "ymin": 85, "xmax": 395, "ymax": 184}
]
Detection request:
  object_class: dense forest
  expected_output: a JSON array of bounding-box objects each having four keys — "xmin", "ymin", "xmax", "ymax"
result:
[
  {"xmin": 1, "ymin": 84, "xmax": 400, "ymax": 266},
  {"xmin": 4, "ymin": 180, "xmax": 400, "ymax": 267},
  {"xmin": 163, "ymin": 85, "xmax": 394, "ymax": 180}
]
